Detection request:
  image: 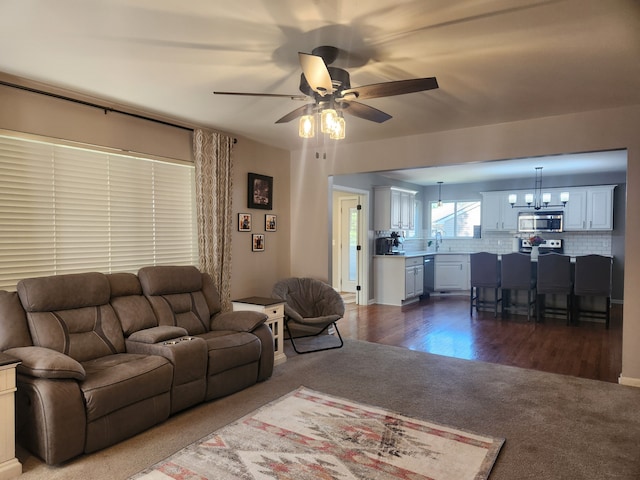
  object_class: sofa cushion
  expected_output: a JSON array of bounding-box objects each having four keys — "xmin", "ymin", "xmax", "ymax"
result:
[
  {"xmin": 17, "ymin": 272, "xmax": 126, "ymax": 362},
  {"xmin": 81, "ymin": 353, "xmax": 172, "ymax": 422},
  {"xmin": 6, "ymin": 346, "xmax": 86, "ymax": 380},
  {"xmin": 0, "ymin": 290, "xmax": 32, "ymax": 350},
  {"xmin": 18, "ymin": 272, "xmax": 110, "ymax": 312},
  {"xmin": 108, "ymin": 272, "xmax": 158, "ymax": 336},
  {"xmin": 138, "ymin": 265, "xmax": 202, "ymax": 295},
  {"xmin": 139, "ymin": 266, "xmax": 213, "ymax": 336}
]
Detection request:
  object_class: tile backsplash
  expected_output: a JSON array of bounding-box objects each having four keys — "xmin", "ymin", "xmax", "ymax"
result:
[{"xmin": 395, "ymin": 230, "xmax": 613, "ymax": 257}]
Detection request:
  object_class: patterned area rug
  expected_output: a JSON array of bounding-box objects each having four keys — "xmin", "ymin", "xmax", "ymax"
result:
[{"xmin": 130, "ymin": 387, "xmax": 504, "ymax": 480}]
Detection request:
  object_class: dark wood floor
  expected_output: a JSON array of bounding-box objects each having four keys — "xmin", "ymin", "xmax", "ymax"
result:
[{"xmin": 340, "ymin": 295, "xmax": 623, "ymax": 383}]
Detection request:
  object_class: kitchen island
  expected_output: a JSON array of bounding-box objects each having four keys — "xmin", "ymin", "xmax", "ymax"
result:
[
  {"xmin": 374, "ymin": 252, "xmax": 470, "ymax": 306},
  {"xmin": 374, "ymin": 251, "xmax": 609, "ymax": 310}
]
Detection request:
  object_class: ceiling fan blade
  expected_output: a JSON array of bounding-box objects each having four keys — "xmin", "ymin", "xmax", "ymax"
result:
[
  {"xmin": 298, "ymin": 52, "xmax": 334, "ymax": 96},
  {"xmin": 342, "ymin": 102, "xmax": 392, "ymax": 123},
  {"xmin": 214, "ymin": 91, "xmax": 307, "ymax": 100},
  {"xmin": 275, "ymin": 104, "xmax": 316, "ymax": 124},
  {"xmin": 341, "ymin": 77, "xmax": 438, "ymax": 100}
]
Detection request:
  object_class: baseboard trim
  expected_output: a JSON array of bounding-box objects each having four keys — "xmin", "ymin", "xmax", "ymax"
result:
[{"xmin": 618, "ymin": 376, "xmax": 640, "ymax": 388}]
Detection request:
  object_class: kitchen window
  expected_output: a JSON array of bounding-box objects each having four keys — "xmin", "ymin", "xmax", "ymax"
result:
[{"xmin": 430, "ymin": 200, "xmax": 481, "ymax": 238}]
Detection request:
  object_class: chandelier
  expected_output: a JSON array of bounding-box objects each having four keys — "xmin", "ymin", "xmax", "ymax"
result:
[
  {"xmin": 298, "ymin": 102, "xmax": 345, "ymax": 140},
  {"xmin": 508, "ymin": 167, "xmax": 569, "ymax": 210}
]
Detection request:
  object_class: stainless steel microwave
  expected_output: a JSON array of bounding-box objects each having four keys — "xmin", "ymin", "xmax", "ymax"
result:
[{"xmin": 518, "ymin": 211, "xmax": 563, "ymax": 233}]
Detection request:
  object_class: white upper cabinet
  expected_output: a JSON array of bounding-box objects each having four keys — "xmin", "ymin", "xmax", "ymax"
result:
[
  {"xmin": 563, "ymin": 185, "xmax": 615, "ymax": 231},
  {"xmin": 481, "ymin": 192, "xmax": 519, "ymax": 232},
  {"xmin": 374, "ymin": 187, "xmax": 417, "ymax": 231},
  {"xmin": 484, "ymin": 185, "xmax": 615, "ymax": 232}
]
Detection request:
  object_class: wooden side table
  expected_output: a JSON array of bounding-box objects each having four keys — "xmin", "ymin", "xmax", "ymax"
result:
[
  {"xmin": 0, "ymin": 353, "xmax": 21, "ymax": 480},
  {"xmin": 232, "ymin": 297, "xmax": 287, "ymax": 365}
]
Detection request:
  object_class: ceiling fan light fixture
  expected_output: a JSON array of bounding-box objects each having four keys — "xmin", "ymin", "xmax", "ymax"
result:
[
  {"xmin": 320, "ymin": 108, "xmax": 338, "ymax": 133},
  {"xmin": 298, "ymin": 114, "xmax": 315, "ymax": 138},
  {"xmin": 329, "ymin": 115, "xmax": 346, "ymax": 140}
]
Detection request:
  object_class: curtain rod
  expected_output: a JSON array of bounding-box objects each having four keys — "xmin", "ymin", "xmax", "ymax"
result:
[{"xmin": 0, "ymin": 79, "xmax": 237, "ymax": 143}]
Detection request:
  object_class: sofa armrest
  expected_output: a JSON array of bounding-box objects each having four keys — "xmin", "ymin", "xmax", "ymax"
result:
[
  {"xmin": 127, "ymin": 326, "xmax": 189, "ymax": 344},
  {"xmin": 210, "ymin": 311, "xmax": 267, "ymax": 332},
  {"xmin": 5, "ymin": 346, "xmax": 85, "ymax": 380}
]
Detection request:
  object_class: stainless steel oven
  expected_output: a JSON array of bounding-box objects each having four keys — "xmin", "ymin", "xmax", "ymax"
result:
[{"xmin": 518, "ymin": 211, "xmax": 563, "ymax": 233}]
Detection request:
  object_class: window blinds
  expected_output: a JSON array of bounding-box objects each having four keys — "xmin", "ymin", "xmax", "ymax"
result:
[{"xmin": 0, "ymin": 133, "xmax": 197, "ymax": 290}]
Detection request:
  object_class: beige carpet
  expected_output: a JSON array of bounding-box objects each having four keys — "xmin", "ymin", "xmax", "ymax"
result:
[
  {"xmin": 16, "ymin": 339, "xmax": 640, "ymax": 479},
  {"xmin": 130, "ymin": 386, "xmax": 504, "ymax": 479}
]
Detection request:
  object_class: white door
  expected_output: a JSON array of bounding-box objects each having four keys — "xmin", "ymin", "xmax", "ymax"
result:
[{"xmin": 340, "ymin": 197, "xmax": 360, "ymax": 293}]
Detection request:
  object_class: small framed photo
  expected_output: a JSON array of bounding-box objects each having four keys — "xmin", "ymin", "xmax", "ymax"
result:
[
  {"xmin": 252, "ymin": 234, "xmax": 265, "ymax": 252},
  {"xmin": 248, "ymin": 173, "xmax": 273, "ymax": 210},
  {"xmin": 238, "ymin": 213, "xmax": 252, "ymax": 232},
  {"xmin": 265, "ymin": 214, "xmax": 277, "ymax": 232}
]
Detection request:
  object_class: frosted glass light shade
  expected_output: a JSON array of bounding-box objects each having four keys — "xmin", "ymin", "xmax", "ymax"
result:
[
  {"xmin": 329, "ymin": 116, "xmax": 345, "ymax": 139},
  {"xmin": 508, "ymin": 194, "xmax": 517, "ymax": 205},
  {"xmin": 320, "ymin": 108, "xmax": 337, "ymax": 133},
  {"xmin": 542, "ymin": 192, "xmax": 551, "ymax": 204},
  {"xmin": 560, "ymin": 191, "xmax": 570, "ymax": 203},
  {"xmin": 299, "ymin": 115, "xmax": 315, "ymax": 138},
  {"xmin": 525, "ymin": 193, "xmax": 534, "ymax": 204}
]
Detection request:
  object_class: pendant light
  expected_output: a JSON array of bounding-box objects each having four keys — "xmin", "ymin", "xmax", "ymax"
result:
[{"xmin": 508, "ymin": 167, "xmax": 569, "ymax": 210}]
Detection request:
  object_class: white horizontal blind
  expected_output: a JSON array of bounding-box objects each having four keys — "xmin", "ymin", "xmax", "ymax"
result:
[{"xmin": 0, "ymin": 134, "xmax": 197, "ymax": 290}]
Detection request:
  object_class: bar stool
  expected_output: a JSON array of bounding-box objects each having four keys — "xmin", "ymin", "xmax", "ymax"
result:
[
  {"xmin": 573, "ymin": 254, "xmax": 612, "ymax": 328},
  {"xmin": 536, "ymin": 253, "xmax": 573, "ymax": 324},
  {"xmin": 501, "ymin": 252, "xmax": 536, "ymax": 321},
  {"xmin": 470, "ymin": 252, "xmax": 502, "ymax": 317}
]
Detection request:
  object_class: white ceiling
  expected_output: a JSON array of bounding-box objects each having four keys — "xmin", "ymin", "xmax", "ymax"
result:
[
  {"xmin": 376, "ymin": 150, "xmax": 628, "ymax": 186},
  {"xmin": 1, "ymin": 0, "xmax": 639, "ymax": 177}
]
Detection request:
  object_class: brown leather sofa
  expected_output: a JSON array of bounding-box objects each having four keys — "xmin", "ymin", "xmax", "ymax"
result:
[{"xmin": 0, "ymin": 266, "xmax": 274, "ymax": 465}]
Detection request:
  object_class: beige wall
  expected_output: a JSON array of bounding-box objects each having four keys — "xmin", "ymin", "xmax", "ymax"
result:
[
  {"xmin": 290, "ymin": 105, "xmax": 640, "ymax": 385},
  {"xmin": 230, "ymin": 138, "xmax": 291, "ymax": 299},
  {"xmin": 0, "ymin": 76, "xmax": 291, "ymax": 301}
]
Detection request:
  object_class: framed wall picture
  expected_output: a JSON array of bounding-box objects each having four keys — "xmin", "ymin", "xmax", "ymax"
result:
[
  {"xmin": 248, "ymin": 173, "xmax": 273, "ymax": 210},
  {"xmin": 265, "ymin": 214, "xmax": 277, "ymax": 232},
  {"xmin": 252, "ymin": 234, "xmax": 265, "ymax": 252},
  {"xmin": 238, "ymin": 213, "xmax": 252, "ymax": 232}
]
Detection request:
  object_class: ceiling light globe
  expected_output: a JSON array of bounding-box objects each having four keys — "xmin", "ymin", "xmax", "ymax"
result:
[
  {"xmin": 321, "ymin": 108, "xmax": 338, "ymax": 133},
  {"xmin": 299, "ymin": 115, "xmax": 315, "ymax": 138},
  {"xmin": 330, "ymin": 116, "xmax": 346, "ymax": 140}
]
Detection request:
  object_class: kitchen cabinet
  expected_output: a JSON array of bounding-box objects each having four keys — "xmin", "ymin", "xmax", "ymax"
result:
[
  {"xmin": 374, "ymin": 187, "xmax": 417, "ymax": 231},
  {"xmin": 481, "ymin": 192, "xmax": 518, "ymax": 232},
  {"xmin": 435, "ymin": 254, "xmax": 469, "ymax": 291},
  {"xmin": 563, "ymin": 185, "xmax": 615, "ymax": 231},
  {"xmin": 374, "ymin": 255, "xmax": 423, "ymax": 306},
  {"xmin": 405, "ymin": 257, "xmax": 424, "ymax": 299}
]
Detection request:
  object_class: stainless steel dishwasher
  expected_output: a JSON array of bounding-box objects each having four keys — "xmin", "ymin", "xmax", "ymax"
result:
[{"xmin": 422, "ymin": 255, "xmax": 435, "ymax": 297}]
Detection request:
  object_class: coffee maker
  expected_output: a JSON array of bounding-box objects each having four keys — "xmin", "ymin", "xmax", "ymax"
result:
[
  {"xmin": 376, "ymin": 237, "xmax": 395, "ymax": 255},
  {"xmin": 375, "ymin": 232, "xmax": 404, "ymax": 255}
]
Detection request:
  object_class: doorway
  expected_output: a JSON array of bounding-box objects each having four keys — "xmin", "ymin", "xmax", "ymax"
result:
[{"xmin": 331, "ymin": 187, "xmax": 369, "ymax": 305}]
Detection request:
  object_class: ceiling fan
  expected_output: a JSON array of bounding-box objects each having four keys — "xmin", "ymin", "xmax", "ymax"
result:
[{"xmin": 213, "ymin": 46, "xmax": 438, "ymax": 138}]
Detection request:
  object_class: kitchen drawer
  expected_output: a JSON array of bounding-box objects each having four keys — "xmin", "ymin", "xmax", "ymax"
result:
[{"xmin": 405, "ymin": 257, "xmax": 423, "ymax": 267}]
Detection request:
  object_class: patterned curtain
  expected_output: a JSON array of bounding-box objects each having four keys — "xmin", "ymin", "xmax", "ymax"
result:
[{"xmin": 193, "ymin": 129, "xmax": 235, "ymax": 311}]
